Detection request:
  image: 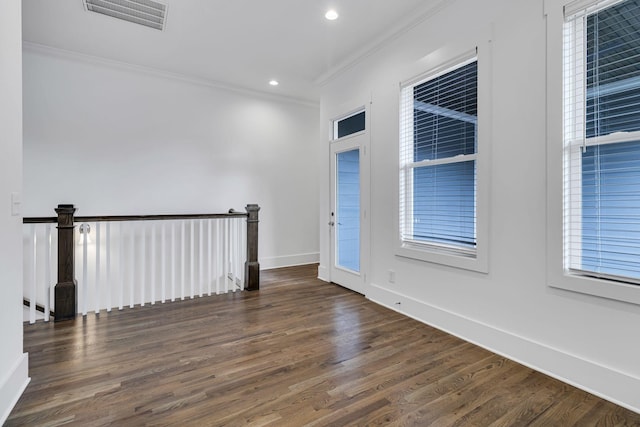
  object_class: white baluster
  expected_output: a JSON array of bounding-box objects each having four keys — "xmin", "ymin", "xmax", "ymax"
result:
[
  {"xmin": 229, "ymin": 218, "xmax": 236, "ymax": 292},
  {"xmin": 207, "ymin": 219, "xmax": 212, "ymax": 296},
  {"xmin": 106, "ymin": 222, "xmax": 112, "ymax": 312},
  {"xmin": 215, "ymin": 219, "xmax": 221, "ymax": 295},
  {"xmin": 236, "ymin": 218, "xmax": 244, "ymax": 291},
  {"xmin": 181, "ymin": 221, "xmax": 186, "ymax": 300},
  {"xmin": 241, "ymin": 217, "xmax": 246, "ymax": 286},
  {"xmin": 30, "ymin": 225, "xmax": 37, "ymax": 324},
  {"xmin": 161, "ymin": 222, "xmax": 166, "ymax": 303},
  {"xmin": 171, "ymin": 221, "xmax": 176, "ymax": 302},
  {"xmin": 140, "ymin": 222, "xmax": 146, "ymax": 307},
  {"xmin": 221, "ymin": 219, "xmax": 226, "ymax": 293},
  {"xmin": 231, "ymin": 218, "xmax": 237, "ymax": 292},
  {"xmin": 243, "ymin": 217, "xmax": 247, "ymax": 286},
  {"xmin": 129, "ymin": 222, "xmax": 135, "ymax": 309},
  {"xmin": 151, "ymin": 222, "xmax": 156, "ymax": 305},
  {"xmin": 237, "ymin": 218, "xmax": 242, "ymax": 291},
  {"xmin": 119, "ymin": 222, "xmax": 124, "ymax": 310},
  {"xmin": 236, "ymin": 218, "xmax": 241, "ymax": 291},
  {"xmin": 95, "ymin": 222, "xmax": 101, "ymax": 314},
  {"xmin": 199, "ymin": 219, "xmax": 204, "ymax": 297},
  {"xmin": 228, "ymin": 218, "xmax": 232, "ymax": 292},
  {"xmin": 44, "ymin": 224, "xmax": 51, "ymax": 322},
  {"xmin": 232, "ymin": 218, "xmax": 237, "ymax": 290},
  {"xmin": 82, "ymin": 223, "xmax": 88, "ymax": 316},
  {"xmin": 190, "ymin": 220, "xmax": 195, "ymax": 299},
  {"xmin": 224, "ymin": 218, "xmax": 229, "ymax": 293}
]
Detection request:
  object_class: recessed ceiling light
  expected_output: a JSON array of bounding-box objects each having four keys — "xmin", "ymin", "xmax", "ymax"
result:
[
  {"xmin": 325, "ymin": 10, "xmax": 339, "ymax": 20},
  {"xmin": 269, "ymin": 80, "xmax": 279, "ymax": 86}
]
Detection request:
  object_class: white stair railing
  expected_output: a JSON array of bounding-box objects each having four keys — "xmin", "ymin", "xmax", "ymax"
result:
[
  {"xmin": 23, "ymin": 223, "xmax": 56, "ymax": 323},
  {"xmin": 23, "ymin": 208, "xmax": 256, "ymax": 324}
]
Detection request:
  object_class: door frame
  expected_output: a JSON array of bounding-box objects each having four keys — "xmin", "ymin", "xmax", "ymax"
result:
[{"xmin": 328, "ymin": 103, "xmax": 371, "ymax": 295}]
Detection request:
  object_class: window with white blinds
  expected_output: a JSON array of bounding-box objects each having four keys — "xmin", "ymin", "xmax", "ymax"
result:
[
  {"xmin": 564, "ymin": 0, "xmax": 640, "ymax": 284},
  {"xmin": 400, "ymin": 57, "xmax": 478, "ymax": 257}
]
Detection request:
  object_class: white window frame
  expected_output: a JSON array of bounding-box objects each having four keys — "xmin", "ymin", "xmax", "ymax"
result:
[
  {"xmin": 397, "ymin": 47, "xmax": 489, "ymax": 274},
  {"xmin": 546, "ymin": 0, "xmax": 640, "ymax": 305},
  {"xmin": 332, "ymin": 108, "xmax": 366, "ymax": 142}
]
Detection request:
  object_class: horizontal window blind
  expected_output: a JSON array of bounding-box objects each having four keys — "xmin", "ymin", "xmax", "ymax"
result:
[
  {"xmin": 564, "ymin": 0, "xmax": 640, "ymax": 283},
  {"xmin": 400, "ymin": 58, "xmax": 478, "ymax": 254}
]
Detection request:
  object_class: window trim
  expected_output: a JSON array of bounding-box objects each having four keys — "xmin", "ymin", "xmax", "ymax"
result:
[
  {"xmin": 545, "ymin": 0, "xmax": 640, "ymax": 305},
  {"xmin": 396, "ymin": 47, "xmax": 490, "ymax": 274},
  {"xmin": 332, "ymin": 108, "xmax": 366, "ymax": 141}
]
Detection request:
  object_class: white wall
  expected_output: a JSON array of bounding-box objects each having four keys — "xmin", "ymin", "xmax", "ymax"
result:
[
  {"xmin": 23, "ymin": 48, "xmax": 320, "ymax": 269},
  {"xmin": 0, "ymin": 0, "xmax": 30, "ymax": 423},
  {"xmin": 319, "ymin": 0, "xmax": 640, "ymax": 412}
]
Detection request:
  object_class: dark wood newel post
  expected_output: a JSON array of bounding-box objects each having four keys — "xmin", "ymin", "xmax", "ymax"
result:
[
  {"xmin": 245, "ymin": 204, "xmax": 260, "ymax": 291},
  {"xmin": 54, "ymin": 204, "xmax": 77, "ymax": 321}
]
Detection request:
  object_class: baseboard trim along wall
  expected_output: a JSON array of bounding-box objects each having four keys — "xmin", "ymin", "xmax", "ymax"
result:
[
  {"xmin": 317, "ymin": 264, "xmax": 330, "ymax": 282},
  {"xmin": 367, "ymin": 283, "xmax": 640, "ymax": 415},
  {"xmin": 0, "ymin": 353, "xmax": 29, "ymax": 425},
  {"xmin": 260, "ymin": 253, "xmax": 320, "ymax": 270}
]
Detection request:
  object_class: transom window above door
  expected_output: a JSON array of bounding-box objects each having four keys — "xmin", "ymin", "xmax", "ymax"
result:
[{"xmin": 333, "ymin": 110, "xmax": 365, "ymax": 140}]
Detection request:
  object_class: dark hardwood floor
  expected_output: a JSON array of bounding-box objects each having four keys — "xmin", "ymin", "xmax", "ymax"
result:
[{"xmin": 7, "ymin": 264, "xmax": 640, "ymax": 426}]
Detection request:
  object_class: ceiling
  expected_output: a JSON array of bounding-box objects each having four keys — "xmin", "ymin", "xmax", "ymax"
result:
[{"xmin": 22, "ymin": 0, "xmax": 446, "ymax": 103}]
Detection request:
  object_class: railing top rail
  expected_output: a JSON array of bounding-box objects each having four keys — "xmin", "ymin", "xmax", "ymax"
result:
[
  {"xmin": 75, "ymin": 212, "xmax": 248, "ymax": 222},
  {"xmin": 23, "ymin": 217, "xmax": 57, "ymax": 224},
  {"xmin": 23, "ymin": 211, "xmax": 248, "ymax": 224}
]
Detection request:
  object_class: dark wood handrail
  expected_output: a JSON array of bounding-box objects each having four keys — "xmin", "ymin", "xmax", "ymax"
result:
[
  {"xmin": 24, "ymin": 211, "xmax": 247, "ymax": 224},
  {"xmin": 23, "ymin": 217, "xmax": 56, "ymax": 224}
]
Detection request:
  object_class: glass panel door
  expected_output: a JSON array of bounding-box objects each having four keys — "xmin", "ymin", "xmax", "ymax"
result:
[
  {"xmin": 336, "ymin": 149, "xmax": 360, "ymax": 272},
  {"xmin": 329, "ymin": 107, "xmax": 368, "ymax": 295}
]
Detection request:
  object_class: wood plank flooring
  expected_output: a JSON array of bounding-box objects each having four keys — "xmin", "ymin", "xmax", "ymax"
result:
[{"xmin": 7, "ymin": 264, "xmax": 640, "ymax": 426}]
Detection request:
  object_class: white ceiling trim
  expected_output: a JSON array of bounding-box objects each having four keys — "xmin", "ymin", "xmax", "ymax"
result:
[
  {"xmin": 314, "ymin": 0, "xmax": 456, "ymax": 87},
  {"xmin": 23, "ymin": 41, "xmax": 319, "ymax": 108}
]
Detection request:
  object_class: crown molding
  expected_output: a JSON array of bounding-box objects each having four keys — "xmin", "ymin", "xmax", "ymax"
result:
[
  {"xmin": 23, "ymin": 41, "xmax": 319, "ymax": 108},
  {"xmin": 314, "ymin": 0, "xmax": 456, "ymax": 87}
]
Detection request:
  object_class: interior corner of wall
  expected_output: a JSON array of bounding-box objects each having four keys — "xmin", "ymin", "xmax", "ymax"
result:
[{"xmin": 317, "ymin": 264, "xmax": 330, "ymax": 282}]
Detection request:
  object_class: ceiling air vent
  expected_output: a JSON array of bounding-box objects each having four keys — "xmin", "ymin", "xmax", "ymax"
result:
[{"xmin": 83, "ymin": 0, "xmax": 167, "ymax": 31}]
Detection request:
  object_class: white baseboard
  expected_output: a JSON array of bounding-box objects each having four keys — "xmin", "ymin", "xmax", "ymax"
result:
[
  {"xmin": 0, "ymin": 353, "xmax": 29, "ymax": 425},
  {"xmin": 317, "ymin": 264, "xmax": 330, "ymax": 282},
  {"xmin": 260, "ymin": 252, "xmax": 319, "ymax": 270},
  {"xmin": 367, "ymin": 283, "xmax": 640, "ymax": 414}
]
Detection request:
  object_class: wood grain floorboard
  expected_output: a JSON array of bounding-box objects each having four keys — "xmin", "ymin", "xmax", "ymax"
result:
[{"xmin": 7, "ymin": 264, "xmax": 640, "ymax": 426}]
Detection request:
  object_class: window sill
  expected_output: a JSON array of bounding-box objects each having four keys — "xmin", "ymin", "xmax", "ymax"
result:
[
  {"xmin": 396, "ymin": 242, "xmax": 488, "ymax": 274},
  {"xmin": 549, "ymin": 273, "xmax": 640, "ymax": 306}
]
